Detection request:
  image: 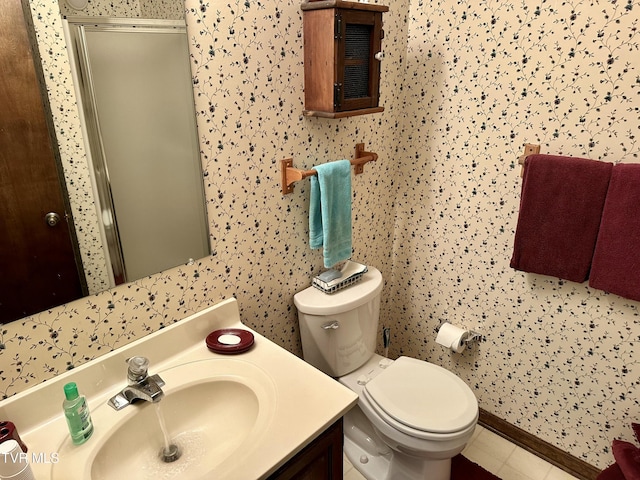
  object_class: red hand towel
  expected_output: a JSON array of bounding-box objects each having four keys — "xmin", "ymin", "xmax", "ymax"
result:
[
  {"xmin": 510, "ymin": 154, "xmax": 613, "ymax": 283},
  {"xmin": 590, "ymin": 164, "xmax": 640, "ymax": 301}
]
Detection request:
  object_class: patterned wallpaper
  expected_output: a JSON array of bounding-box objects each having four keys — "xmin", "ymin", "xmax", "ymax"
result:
[
  {"xmin": 139, "ymin": 0, "xmax": 184, "ymax": 20},
  {"xmin": 393, "ymin": 0, "xmax": 640, "ymax": 470},
  {"xmin": 1, "ymin": 0, "xmax": 638, "ymax": 471},
  {"xmin": 58, "ymin": 0, "xmax": 183, "ymax": 19},
  {"xmin": 59, "ymin": 0, "xmax": 140, "ymax": 17}
]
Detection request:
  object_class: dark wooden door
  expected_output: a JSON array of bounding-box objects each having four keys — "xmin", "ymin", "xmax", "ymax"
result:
[{"xmin": 0, "ymin": 0, "xmax": 84, "ymax": 323}]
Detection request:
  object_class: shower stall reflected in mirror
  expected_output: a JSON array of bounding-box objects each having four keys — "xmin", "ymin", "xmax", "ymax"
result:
[{"xmin": 64, "ymin": 17, "xmax": 210, "ymax": 286}]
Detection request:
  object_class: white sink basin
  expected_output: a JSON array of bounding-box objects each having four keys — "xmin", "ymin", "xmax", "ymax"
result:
[
  {"xmin": 0, "ymin": 298, "xmax": 357, "ymax": 480},
  {"xmin": 53, "ymin": 359, "xmax": 276, "ymax": 480}
]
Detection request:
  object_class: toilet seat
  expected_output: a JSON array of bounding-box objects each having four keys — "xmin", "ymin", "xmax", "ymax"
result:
[{"xmin": 363, "ymin": 357, "xmax": 478, "ymax": 438}]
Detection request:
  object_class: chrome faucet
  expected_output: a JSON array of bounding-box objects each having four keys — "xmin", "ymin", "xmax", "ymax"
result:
[{"xmin": 108, "ymin": 356, "xmax": 165, "ymax": 410}]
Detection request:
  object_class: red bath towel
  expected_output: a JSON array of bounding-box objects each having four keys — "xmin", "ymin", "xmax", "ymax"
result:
[
  {"xmin": 598, "ymin": 463, "xmax": 626, "ymax": 480},
  {"xmin": 510, "ymin": 154, "xmax": 613, "ymax": 283},
  {"xmin": 590, "ymin": 163, "xmax": 640, "ymax": 301},
  {"xmin": 612, "ymin": 439, "xmax": 640, "ymax": 480}
]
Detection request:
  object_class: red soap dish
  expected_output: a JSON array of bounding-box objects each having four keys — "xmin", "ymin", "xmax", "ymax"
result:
[{"xmin": 206, "ymin": 328, "xmax": 254, "ymax": 354}]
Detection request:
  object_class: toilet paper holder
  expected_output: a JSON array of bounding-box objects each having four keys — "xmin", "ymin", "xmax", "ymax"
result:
[
  {"xmin": 435, "ymin": 321, "xmax": 482, "ymax": 349},
  {"xmin": 463, "ymin": 330, "xmax": 482, "ymax": 347}
]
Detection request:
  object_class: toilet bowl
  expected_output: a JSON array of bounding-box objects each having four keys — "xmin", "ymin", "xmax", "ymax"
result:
[
  {"xmin": 340, "ymin": 354, "xmax": 478, "ymax": 479},
  {"xmin": 294, "ymin": 267, "xmax": 478, "ymax": 480}
]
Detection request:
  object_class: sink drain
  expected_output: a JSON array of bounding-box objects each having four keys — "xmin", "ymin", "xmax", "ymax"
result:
[{"xmin": 160, "ymin": 444, "xmax": 181, "ymax": 463}]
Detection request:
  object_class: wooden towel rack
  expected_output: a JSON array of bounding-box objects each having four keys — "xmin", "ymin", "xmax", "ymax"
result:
[
  {"xmin": 517, "ymin": 143, "xmax": 541, "ymax": 177},
  {"xmin": 280, "ymin": 143, "xmax": 378, "ymax": 194}
]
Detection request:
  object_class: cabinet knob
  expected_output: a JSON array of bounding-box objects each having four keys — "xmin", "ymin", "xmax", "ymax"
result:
[{"xmin": 374, "ymin": 51, "xmax": 385, "ymax": 61}]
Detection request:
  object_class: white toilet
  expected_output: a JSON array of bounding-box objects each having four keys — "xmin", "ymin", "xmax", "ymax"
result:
[{"xmin": 294, "ymin": 267, "xmax": 478, "ymax": 480}]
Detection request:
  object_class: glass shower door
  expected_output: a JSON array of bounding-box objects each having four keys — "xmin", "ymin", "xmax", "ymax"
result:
[{"xmin": 67, "ymin": 19, "xmax": 209, "ymax": 284}]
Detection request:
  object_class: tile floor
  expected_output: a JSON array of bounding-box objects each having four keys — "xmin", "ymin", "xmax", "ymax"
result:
[{"xmin": 343, "ymin": 425, "xmax": 581, "ymax": 480}]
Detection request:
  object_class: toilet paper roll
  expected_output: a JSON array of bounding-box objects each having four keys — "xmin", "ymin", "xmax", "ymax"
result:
[{"xmin": 435, "ymin": 323, "xmax": 469, "ymax": 353}]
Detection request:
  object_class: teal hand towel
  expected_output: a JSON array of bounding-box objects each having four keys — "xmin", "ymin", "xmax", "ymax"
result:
[{"xmin": 309, "ymin": 160, "xmax": 352, "ymax": 268}]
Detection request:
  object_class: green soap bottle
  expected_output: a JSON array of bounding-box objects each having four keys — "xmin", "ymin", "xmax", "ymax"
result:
[{"xmin": 63, "ymin": 382, "xmax": 94, "ymax": 445}]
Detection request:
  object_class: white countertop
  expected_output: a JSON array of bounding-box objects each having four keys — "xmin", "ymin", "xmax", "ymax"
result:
[{"xmin": 0, "ymin": 298, "xmax": 358, "ymax": 479}]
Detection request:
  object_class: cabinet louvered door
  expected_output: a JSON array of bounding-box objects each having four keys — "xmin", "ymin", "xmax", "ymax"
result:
[{"xmin": 335, "ymin": 9, "xmax": 382, "ymax": 112}]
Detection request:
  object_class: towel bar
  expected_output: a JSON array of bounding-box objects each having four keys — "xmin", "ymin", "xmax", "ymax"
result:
[
  {"xmin": 517, "ymin": 143, "xmax": 541, "ymax": 176},
  {"xmin": 280, "ymin": 143, "xmax": 378, "ymax": 194}
]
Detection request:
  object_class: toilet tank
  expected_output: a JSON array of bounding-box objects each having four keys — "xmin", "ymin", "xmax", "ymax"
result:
[{"xmin": 294, "ymin": 267, "xmax": 383, "ymax": 377}]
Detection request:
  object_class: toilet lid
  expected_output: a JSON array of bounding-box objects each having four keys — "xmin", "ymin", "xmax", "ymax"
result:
[{"xmin": 363, "ymin": 356, "xmax": 478, "ymax": 434}]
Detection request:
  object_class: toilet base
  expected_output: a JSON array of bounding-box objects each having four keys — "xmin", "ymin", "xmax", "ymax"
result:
[
  {"xmin": 344, "ymin": 407, "xmax": 453, "ymax": 480},
  {"xmin": 345, "ymin": 436, "xmax": 452, "ymax": 480},
  {"xmin": 344, "ymin": 435, "xmax": 391, "ymax": 480}
]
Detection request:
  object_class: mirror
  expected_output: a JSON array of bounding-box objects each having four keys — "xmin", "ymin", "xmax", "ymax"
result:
[{"xmin": 0, "ymin": 0, "xmax": 210, "ymax": 323}]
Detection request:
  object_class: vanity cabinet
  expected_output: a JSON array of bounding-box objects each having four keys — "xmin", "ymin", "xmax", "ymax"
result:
[
  {"xmin": 268, "ymin": 418, "xmax": 344, "ymax": 479},
  {"xmin": 302, "ymin": 0, "xmax": 388, "ymax": 118}
]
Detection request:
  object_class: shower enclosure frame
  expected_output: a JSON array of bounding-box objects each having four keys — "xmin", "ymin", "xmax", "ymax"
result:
[{"xmin": 63, "ymin": 17, "xmax": 209, "ymax": 286}]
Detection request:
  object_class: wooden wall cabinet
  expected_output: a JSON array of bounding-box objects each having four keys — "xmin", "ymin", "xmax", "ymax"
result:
[{"xmin": 302, "ymin": 0, "xmax": 388, "ymax": 118}]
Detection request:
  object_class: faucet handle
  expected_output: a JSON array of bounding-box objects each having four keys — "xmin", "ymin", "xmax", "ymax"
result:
[{"xmin": 127, "ymin": 356, "xmax": 149, "ymax": 384}]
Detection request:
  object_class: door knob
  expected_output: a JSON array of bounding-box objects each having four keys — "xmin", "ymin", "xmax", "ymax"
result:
[{"xmin": 45, "ymin": 212, "xmax": 61, "ymax": 227}]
